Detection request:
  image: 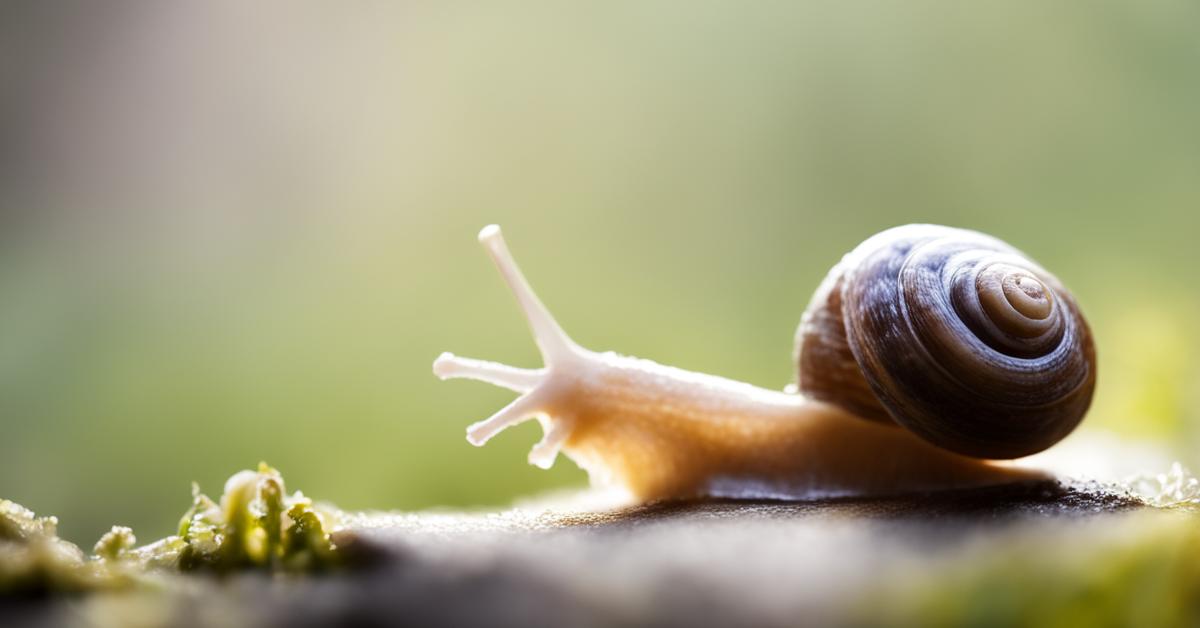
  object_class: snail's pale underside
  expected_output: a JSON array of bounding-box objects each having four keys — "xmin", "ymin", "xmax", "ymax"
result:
[{"xmin": 434, "ymin": 224, "xmax": 1096, "ymax": 502}]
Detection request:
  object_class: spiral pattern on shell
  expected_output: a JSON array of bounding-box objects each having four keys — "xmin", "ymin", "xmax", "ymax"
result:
[{"xmin": 796, "ymin": 224, "xmax": 1096, "ymax": 459}]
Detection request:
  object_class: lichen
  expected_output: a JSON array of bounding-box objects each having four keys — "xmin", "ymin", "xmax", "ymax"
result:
[{"xmin": 0, "ymin": 463, "xmax": 342, "ymax": 594}]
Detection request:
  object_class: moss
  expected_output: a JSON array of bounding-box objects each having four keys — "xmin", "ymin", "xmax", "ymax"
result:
[
  {"xmin": 0, "ymin": 499, "xmax": 100, "ymax": 594},
  {"xmin": 92, "ymin": 526, "xmax": 136, "ymax": 562},
  {"xmin": 0, "ymin": 463, "xmax": 342, "ymax": 594}
]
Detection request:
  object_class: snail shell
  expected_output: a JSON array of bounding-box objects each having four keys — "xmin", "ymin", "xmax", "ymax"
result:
[{"xmin": 795, "ymin": 224, "xmax": 1096, "ymax": 459}]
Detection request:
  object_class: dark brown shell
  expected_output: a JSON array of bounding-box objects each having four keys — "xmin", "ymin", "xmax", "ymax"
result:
[{"xmin": 795, "ymin": 224, "xmax": 1096, "ymax": 459}]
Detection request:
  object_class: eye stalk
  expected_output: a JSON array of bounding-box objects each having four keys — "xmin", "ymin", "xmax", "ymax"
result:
[{"xmin": 474, "ymin": 224, "xmax": 581, "ymax": 366}]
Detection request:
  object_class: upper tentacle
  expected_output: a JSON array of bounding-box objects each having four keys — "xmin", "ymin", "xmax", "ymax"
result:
[{"xmin": 477, "ymin": 225, "xmax": 579, "ymax": 366}]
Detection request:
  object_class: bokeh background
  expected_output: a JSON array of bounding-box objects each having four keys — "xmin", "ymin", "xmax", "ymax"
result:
[{"xmin": 1, "ymin": 1, "xmax": 1198, "ymax": 545}]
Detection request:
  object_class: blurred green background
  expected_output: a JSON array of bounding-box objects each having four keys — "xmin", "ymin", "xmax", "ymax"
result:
[{"xmin": 1, "ymin": 1, "xmax": 1198, "ymax": 545}]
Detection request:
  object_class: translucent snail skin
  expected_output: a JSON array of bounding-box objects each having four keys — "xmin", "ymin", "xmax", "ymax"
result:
[{"xmin": 434, "ymin": 225, "xmax": 1096, "ymax": 502}]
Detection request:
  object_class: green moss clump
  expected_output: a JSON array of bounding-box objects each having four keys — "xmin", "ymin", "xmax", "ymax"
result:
[
  {"xmin": 0, "ymin": 499, "xmax": 106, "ymax": 593},
  {"xmin": 176, "ymin": 462, "xmax": 341, "ymax": 572},
  {"xmin": 0, "ymin": 463, "xmax": 342, "ymax": 594}
]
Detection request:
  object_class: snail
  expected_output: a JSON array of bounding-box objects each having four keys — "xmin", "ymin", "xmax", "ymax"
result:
[{"xmin": 433, "ymin": 224, "xmax": 1096, "ymax": 501}]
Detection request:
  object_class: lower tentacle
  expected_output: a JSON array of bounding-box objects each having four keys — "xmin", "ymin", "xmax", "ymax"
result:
[
  {"xmin": 528, "ymin": 417, "xmax": 573, "ymax": 469},
  {"xmin": 465, "ymin": 389, "xmax": 559, "ymax": 446}
]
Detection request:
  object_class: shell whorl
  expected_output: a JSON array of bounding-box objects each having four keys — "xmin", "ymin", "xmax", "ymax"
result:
[{"xmin": 796, "ymin": 224, "xmax": 1096, "ymax": 459}]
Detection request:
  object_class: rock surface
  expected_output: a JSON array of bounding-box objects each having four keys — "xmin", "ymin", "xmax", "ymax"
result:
[{"xmin": 8, "ymin": 479, "xmax": 1196, "ymax": 628}]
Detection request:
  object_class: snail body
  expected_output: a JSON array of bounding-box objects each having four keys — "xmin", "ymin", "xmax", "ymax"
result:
[{"xmin": 434, "ymin": 224, "xmax": 1096, "ymax": 502}]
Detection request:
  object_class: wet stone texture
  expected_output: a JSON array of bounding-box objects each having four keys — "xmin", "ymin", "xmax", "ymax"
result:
[{"xmin": 6, "ymin": 479, "xmax": 1186, "ymax": 628}]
